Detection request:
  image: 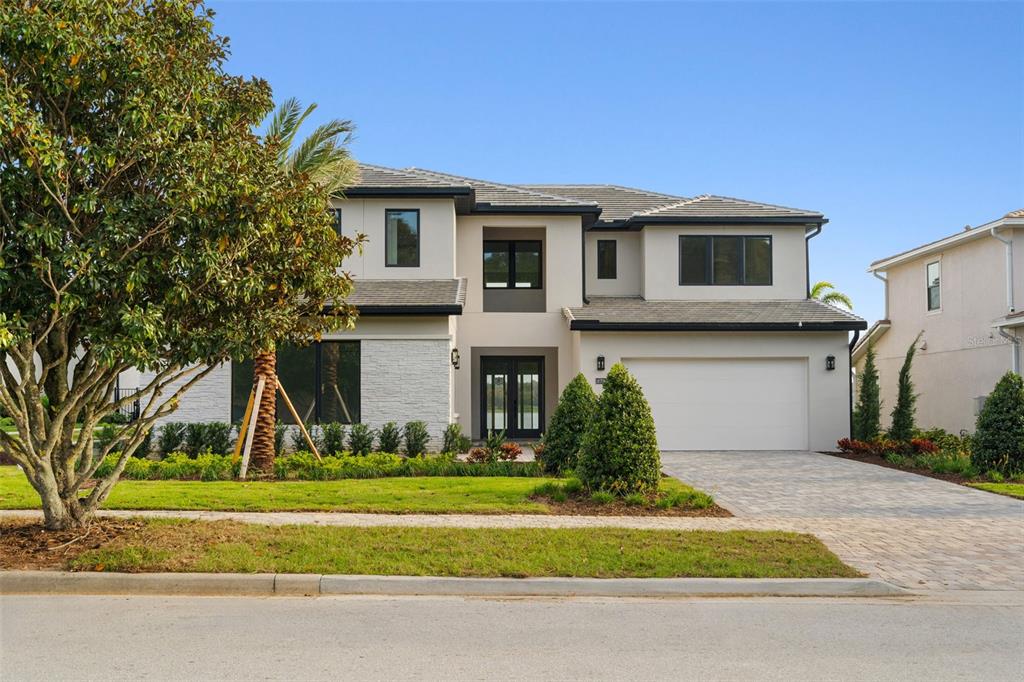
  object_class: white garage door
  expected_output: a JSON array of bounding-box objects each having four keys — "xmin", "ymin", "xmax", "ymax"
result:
[{"xmin": 624, "ymin": 358, "xmax": 808, "ymax": 451}]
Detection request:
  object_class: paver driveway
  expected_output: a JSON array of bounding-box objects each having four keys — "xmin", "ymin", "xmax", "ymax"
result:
[{"xmin": 662, "ymin": 451, "xmax": 1024, "ymax": 591}]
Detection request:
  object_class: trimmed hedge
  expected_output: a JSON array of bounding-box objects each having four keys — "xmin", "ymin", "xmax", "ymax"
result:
[
  {"xmin": 577, "ymin": 363, "xmax": 661, "ymax": 495},
  {"xmin": 93, "ymin": 452, "xmax": 544, "ymax": 481},
  {"xmin": 540, "ymin": 373, "xmax": 596, "ymax": 474}
]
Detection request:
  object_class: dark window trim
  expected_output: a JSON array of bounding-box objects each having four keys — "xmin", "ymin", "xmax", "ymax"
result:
[
  {"xmin": 479, "ymin": 355, "xmax": 545, "ymax": 439},
  {"xmin": 483, "ymin": 239, "xmax": 543, "ymax": 290},
  {"xmin": 926, "ymin": 260, "xmax": 941, "ymax": 311},
  {"xmin": 230, "ymin": 340, "xmax": 361, "ymax": 425},
  {"xmin": 597, "ymin": 239, "xmax": 617, "ymax": 280},
  {"xmin": 329, "ymin": 208, "xmax": 342, "ymax": 236},
  {"xmin": 384, "ymin": 208, "xmax": 420, "ymax": 268},
  {"xmin": 678, "ymin": 234, "xmax": 773, "ymax": 286}
]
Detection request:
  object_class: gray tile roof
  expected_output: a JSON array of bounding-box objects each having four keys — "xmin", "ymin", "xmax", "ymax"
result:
[
  {"xmin": 1006, "ymin": 208, "xmax": 1024, "ymax": 218},
  {"xmin": 565, "ymin": 297, "xmax": 865, "ymax": 330},
  {"xmin": 349, "ymin": 164, "xmax": 471, "ymax": 191},
  {"xmin": 348, "ymin": 278, "xmax": 466, "ymax": 314},
  {"xmin": 637, "ymin": 195, "xmax": 824, "ymax": 221},
  {"xmin": 518, "ymin": 184, "xmax": 686, "ymax": 222},
  {"xmin": 404, "ymin": 168, "xmax": 599, "ymax": 210}
]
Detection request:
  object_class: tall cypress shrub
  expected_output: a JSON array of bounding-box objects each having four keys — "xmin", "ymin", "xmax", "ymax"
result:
[
  {"xmin": 853, "ymin": 343, "xmax": 882, "ymax": 441},
  {"xmin": 540, "ymin": 373, "xmax": 597, "ymax": 474},
  {"xmin": 888, "ymin": 333, "xmax": 922, "ymax": 441},
  {"xmin": 972, "ymin": 371, "xmax": 1024, "ymax": 476},
  {"xmin": 577, "ymin": 364, "xmax": 661, "ymax": 495}
]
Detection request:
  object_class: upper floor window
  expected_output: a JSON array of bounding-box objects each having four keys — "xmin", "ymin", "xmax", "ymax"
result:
[
  {"xmin": 385, "ymin": 209, "xmax": 419, "ymax": 267},
  {"xmin": 484, "ymin": 240, "xmax": 542, "ymax": 289},
  {"xmin": 328, "ymin": 208, "xmax": 342, "ymax": 236},
  {"xmin": 927, "ymin": 261, "xmax": 940, "ymax": 311},
  {"xmin": 597, "ymin": 239, "xmax": 617, "ymax": 279},
  {"xmin": 679, "ymin": 235, "xmax": 772, "ymax": 286}
]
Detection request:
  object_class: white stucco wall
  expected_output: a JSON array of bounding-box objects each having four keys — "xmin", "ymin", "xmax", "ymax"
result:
[
  {"xmin": 332, "ymin": 197, "xmax": 457, "ymax": 280},
  {"xmin": 641, "ymin": 224, "xmax": 808, "ymax": 300},
  {"xmin": 575, "ymin": 331, "xmax": 852, "ymax": 451},
  {"xmin": 585, "ymin": 231, "xmax": 642, "ymax": 297},
  {"xmin": 859, "ymin": 231, "xmax": 1018, "ymax": 433}
]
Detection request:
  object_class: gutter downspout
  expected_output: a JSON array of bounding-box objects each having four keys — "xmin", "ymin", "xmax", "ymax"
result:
[
  {"xmin": 804, "ymin": 224, "xmax": 822, "ymax": 298},
  {"xmin": 581, "ymin": 224, "xmax": 589, "ymax": 305},
  {"xmin": 998, "ymin": 328, "xmax": 1021, "ymax": 374},
  {"xmin": 848, "ymin": 329, "xmax": 861, "ymax": 438},
  {"xmin": 872, "ymin": 270, "xmax": 889, "ymax": 320},
  {"xmin": 990, "ymin": 223, "xmax": 1014, "ymax": 313}
]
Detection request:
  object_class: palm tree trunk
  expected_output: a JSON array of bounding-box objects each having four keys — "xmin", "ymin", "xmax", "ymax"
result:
[{"xmin": 249, "ymin": 351, "xmax": 278, "ymax": 473}]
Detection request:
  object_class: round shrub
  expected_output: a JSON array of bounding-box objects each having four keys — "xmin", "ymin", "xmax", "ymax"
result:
[
  {"xmin": 972, "ymin": 371, "xmax": 1024, "ymax": 476},
  {"xmin": 377, "ymin": 422, "xmax": 401, "ymax": 453},
  {"xmin": 576, "ymin": 363, "xmax": 661, "ymax": 495},
  {"xmin": 540, "ymin": 373, "xmax": 596, "ymax": 474}
]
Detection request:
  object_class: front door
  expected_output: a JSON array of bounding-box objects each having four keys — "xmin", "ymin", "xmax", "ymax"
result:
[{"xmin": 480, "ymin": 357, "xmax": 544, "ymax": 439}]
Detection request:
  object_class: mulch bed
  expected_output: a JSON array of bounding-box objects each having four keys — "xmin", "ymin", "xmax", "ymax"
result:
[
  {"xmin": 823, "ymin": 450, "xmax": 979, "ymax": 485},
  {"xmin": 530, "ymin": 495, "xmax": 732, "ymax": 517},
  {"xmin": 0, "ymin": 518, "xmax": 143, "ymax": 571}
]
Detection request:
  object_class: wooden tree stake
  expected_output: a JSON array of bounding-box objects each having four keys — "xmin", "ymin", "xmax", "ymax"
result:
[
  {"xmin": 278, "ymin": 382, "xmax": 322, "ymax": 461},
  {"xmin": 232, "ymin": 385, "xmax": 257, "ymax": 460},
  {"xmin": 238, "ymin": 375, "xmax": 265, "ymax": 479}
]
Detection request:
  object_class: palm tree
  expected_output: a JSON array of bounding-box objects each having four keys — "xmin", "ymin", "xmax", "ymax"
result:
[
  {"xmin": 810, "ymin": 281, "xmax": 853, "ymax": 310},
  {"xmin": 248, "ymin": 99, "xmax": 357, "ymax": 473}
]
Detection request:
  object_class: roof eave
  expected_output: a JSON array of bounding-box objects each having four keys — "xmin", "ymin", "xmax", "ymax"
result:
[
  {"xmin": 569, "ymin": 320, "xmax": 866, "ymax": 332},
  {"xmin": 627, "ymin": 216, "xmax": 827, "ymax": 227},
  {"xmin": 868, "ymin": 217, "xmax": 1024, "ymax": 272},
  {"xmin": 355, "ymin": 304, "xmax": 463, "ymax": 316}
]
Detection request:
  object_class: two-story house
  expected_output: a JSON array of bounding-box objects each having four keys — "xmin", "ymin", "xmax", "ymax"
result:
[
  {"xmin": 161, "ymin": 163, "xmax": 865, "ymax": 451},
  {"xmin": 854, "ymin": 209, "xmax": 1024, "ymax": 435}
]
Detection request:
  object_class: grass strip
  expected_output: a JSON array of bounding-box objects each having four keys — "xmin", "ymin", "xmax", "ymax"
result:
[
  {"xmin": 967, "ymin": 482, "xmax": 1024, "ymax": 500},
  {"xmin": 63, "ymin": 519, "xmax": 861, "ymax": 578}
]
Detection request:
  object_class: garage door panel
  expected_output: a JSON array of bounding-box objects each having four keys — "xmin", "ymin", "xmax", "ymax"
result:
[{"xmin": 624, "ymin": 358, "xmax": 808, "ymax": 451}]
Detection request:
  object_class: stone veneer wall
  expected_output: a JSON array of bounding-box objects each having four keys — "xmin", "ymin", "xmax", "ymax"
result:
[{"xmin": 138, "ymin": 362, "xmax": 232, "ymax": 427}]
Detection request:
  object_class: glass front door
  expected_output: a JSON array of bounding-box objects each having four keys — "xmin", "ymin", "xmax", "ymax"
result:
[{"xmin": 480, "ymin": 357, "xmax": 544, "ymax": 439}]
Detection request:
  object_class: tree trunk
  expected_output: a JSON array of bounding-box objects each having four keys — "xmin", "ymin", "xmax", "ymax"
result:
[
  {"xmin": 249, "ymin": 351, "xmax": 278, "ymax": 473},
  {"xmin": 30, "ymin": 468, "xmax": 86, "ymax": 530}
]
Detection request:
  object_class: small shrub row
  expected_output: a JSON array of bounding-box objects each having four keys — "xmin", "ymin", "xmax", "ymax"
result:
[
  {"xmin": 531, "ymin": 478, "xmax": 713, "ymax": 510},
  {"xmin": 95, "ymin": 453, "xmax": 240, "ymax": 481},
  {"xmin": 836, "ymin": 437, "xmax": 942, "ymax": 458}
]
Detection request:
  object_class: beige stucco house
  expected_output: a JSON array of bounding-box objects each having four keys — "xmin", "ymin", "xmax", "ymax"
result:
[
  {"xmin": 854, "ymin": 209, "xmax": 1024, "ymax": 435},
  {"xmin": 161, "ymin": 164, "xmax": 865, "ymax": 451}
]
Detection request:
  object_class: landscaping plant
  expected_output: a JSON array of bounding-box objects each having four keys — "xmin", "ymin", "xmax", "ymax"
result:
[
  {"xmin": 158, "ymin": 423, "xmax": 188, "ymax": 458},
  {"xmin": 0, "ymin": 0, "xmax": 360, "ymax": 528},
  {"xmin": 540, "ymin": 373, "xmax": 596, "ymax": 474},
  {"xmin": 403, "ymin": 421, "xmax": 431, "ymax": 457},
  {"xmin": 972, "ymin": 371, "xmax": 1024, "ymax": 476},
  {"xmin": 184, "ymin": 422, "xmax": 232, "ymax": 457},
  {"xmin": 321, "ymin": 422, "xmax": 347, "ymax": 455},
  {"xmin": 577, "ymin": 363, "xmax": 661, "ymax": 495},
  {"xmin": 290, "ymin": 422, "xmax": 324, "ymax": 454},
  {"xmin": 378, "ymin": 422, "xmax": 402, "ymax": 453},
  {"xmin": 852, "ymin": 343, "xmax": 882, "ymax": 441},
  {"xmin": 442, "ymin": 423, "xmax": 472, "ymax": 455},
  {"xmin": 347, "ymin": 423, "xmax": 375, "ymax": 456},
  {"xmin": 888, "ymin": 333, "xmax": 922, "ymax": 441}
]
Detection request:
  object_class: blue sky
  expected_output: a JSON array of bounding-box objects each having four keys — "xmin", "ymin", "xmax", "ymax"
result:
[{"xmin": 209, "ymin": 1, "xmax": 1023, "ymax": 325}]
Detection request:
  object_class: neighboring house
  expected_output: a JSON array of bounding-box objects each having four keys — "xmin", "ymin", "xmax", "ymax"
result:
[
  {"xmin": 151, "ymin": 163, "xmax": 865, "ymax": 451},
  {"xmin": 854, "ymin": 209, "xmax": 1024, "ymax": 435}
]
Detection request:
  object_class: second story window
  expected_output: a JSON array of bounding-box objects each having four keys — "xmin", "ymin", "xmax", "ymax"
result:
[
  {"xmin": 597, "ymin": 239, "xmax": 617, "ymax": 279},
  {"xmin": 385, "ymin": 209, "xmax": 419, "ymax": 267},
  {"xmin": 679, "ymin": 235, "xmax": 772, "ymax": 286},
  {"xmin": 927, "ymin": 261, "xmax": 941, "ymax": 311},
  {"xmin": 484, "ymin": 240, "xmax": 542, "ymax": 289}
]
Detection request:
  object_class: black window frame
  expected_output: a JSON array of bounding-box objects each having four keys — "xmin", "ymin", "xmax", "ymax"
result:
[
  {"xmin": 482, "ymin": 239, "xmax": 543, "ymax": 290},
  {"xmin": 597, "ymin": 239, "xmax": 617, "ymax": 280},
  {"xmin": 926, "ymin": 260, "xmax": 941, "ymax": 311},
  {"xmin": 678, "ymin": 235, "xmax": 773, "ymax": 286},
  {"xmin": 231, "ymin": 340, "xmax": 361, "ymax": 425},
  {"xmin": 328, "ymin": 208, "xmax": 342, "ymax": 236},
  {"xmin": 384, "ymin": 208, "xmax": 420, "ymax": 268}
]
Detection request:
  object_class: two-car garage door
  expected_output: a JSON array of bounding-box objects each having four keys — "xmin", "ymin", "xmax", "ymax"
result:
[{"xmin": 624, "ymin": 358, "xmax": 809, "ymax": 451}]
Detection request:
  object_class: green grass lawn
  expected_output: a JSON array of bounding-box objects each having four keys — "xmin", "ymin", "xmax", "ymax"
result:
[
  {"xmin": 0, "ymin": 466, "xmax": 702, "ymax": 514},
  {"xmin": 968, "ymin": 482, "xmax": 1024, "ymax": 500},
  {"xmin": 60, "ymin": 519, "xmax": 860, "ymax": 578}
]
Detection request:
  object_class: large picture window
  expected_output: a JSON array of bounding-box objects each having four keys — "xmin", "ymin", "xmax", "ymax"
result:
[
  {"xmin": 385, "ymin": 209, "xmax": 419, "ymax": 267},
  {"xmin": 678, "ymin": 235, "xmax": 772, "ymax": 286},
  {"xmin": 483, "ymin": 240, "xmax": 542, "ymax": 289},
  {"xmin": 231, "ymin": 341, "xmax": 360, "ymax": 425},
  {"xmin": 927, "ymin": 261, "xmax": 941, "ymax": 311}
]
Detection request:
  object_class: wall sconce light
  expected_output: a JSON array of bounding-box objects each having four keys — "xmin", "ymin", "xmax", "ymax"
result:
[
  {"xmin": 597, "ymin": 355, "xmax": 606, "ymax": 372},
  {"xmin": 451, "ymin": 348, "xmax": 460, "ymax": 370},
  {"xmin": 825, "ymin": 355, "xmax": 836, "ymax": 371}
]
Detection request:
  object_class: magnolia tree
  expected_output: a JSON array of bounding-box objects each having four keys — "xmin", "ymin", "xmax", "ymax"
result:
[{"xmin": 0, "ymin": 0, "xmax": 358, "ymax": 529}]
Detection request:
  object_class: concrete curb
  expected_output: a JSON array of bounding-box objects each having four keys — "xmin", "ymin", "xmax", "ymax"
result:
[{"xmin": 0, "ymin": 572, "xmax": 908, "ymax": 598}]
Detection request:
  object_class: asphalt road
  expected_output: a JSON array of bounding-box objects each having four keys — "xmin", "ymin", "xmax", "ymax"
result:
[{"xmin": 2, "ymin": 593, "xmax": 1022, "ymax": 681}]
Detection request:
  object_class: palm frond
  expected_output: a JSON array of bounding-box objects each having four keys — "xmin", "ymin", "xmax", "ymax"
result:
[
  {"xmin": 820, "ymin": 291, "xmax": 854, "ymax": 310},
  {"xmin": 265, "ymin": 98, "xmax": 317, "ymax": 166},
  {"xmin": 810, "ymin": 280, "xmax": 834, "ymax": 300},
  {"xmin": 287, "ymin": 118, "xmax": 355, "ymax": 193}
]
